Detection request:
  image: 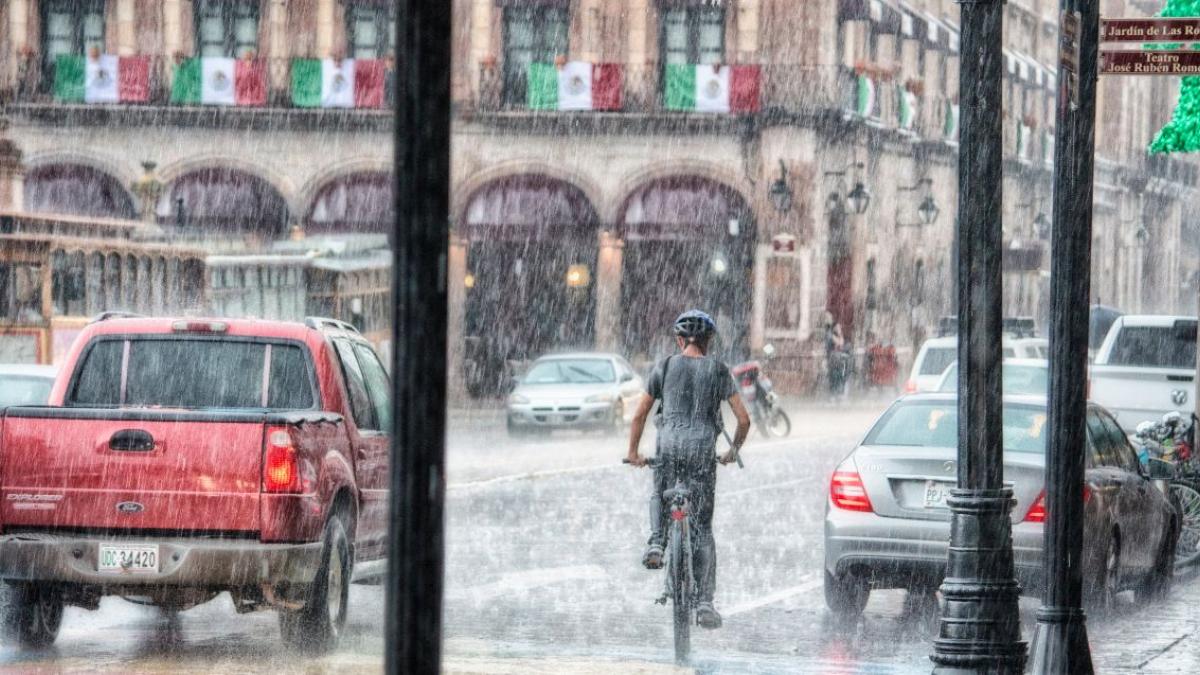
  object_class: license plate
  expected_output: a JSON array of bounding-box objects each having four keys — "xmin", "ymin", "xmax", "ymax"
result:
[
  {"xmin": 924, "ymin": 481, "xmax": 951, "ymax": 509},
  {"xmin": 98, "ymin": 544, "xmax": 160, "ymax": 574}
]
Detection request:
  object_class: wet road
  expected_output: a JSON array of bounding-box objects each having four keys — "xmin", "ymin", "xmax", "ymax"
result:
[{"xmin": 4, "ymin": 399, "xmax": 1200, "ymax": 673}]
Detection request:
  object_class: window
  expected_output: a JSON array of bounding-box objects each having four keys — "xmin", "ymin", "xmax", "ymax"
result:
[
  {"xmin": 334, "ymin": 339, "xmax": 378, "ymax": 430},
  {"xmin": 863, "ymin": 401, "xmax": 1047, "ymax": 454},
  {"xmin": 195, "ymin": 0, "xmax": 259, "ymax": 58},
  {"xmin": 1086, "ymin": 411, "xmax": 1122, "ymax": 468},
  {"xmin": 353, "ymin": 342, "xmax": 393, "ymax": 434},
  {"xmin": 1097, "ymin": 411, "xmax": 1139, "ymax": 473},
  {"xmin": 918, "ymin": 346, "xmax": 956, "ymax": 376},
  {"xmin": 347, "ymin": 1, "xmax": 396, "ymax": 59},
  {"xmin": 0, "ymin": 262, "xmax": 44, "ymax": 322},
  {"xmin": 523, "ymin": 358, "xmax": 616, "ymax": 384},
  {"xmin": 52, "ymin": 251, "xmax": 86, "ymax": 316},
  {"xmin": 661, "ymin": 6, "xmax": 725, "ymax": 67},
  {"xmin": 1105, "ymin": 324, "xmax": 1196, "ymax": 369},
  {"xmin": 502, "ymin": 5, "xmax": 569, "ymax": 106},
  {"xmin": 41, "ymin": 0, "xmax": 105, "ymax": 83}
]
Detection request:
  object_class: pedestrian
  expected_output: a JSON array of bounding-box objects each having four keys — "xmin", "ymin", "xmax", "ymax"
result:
[
  {"xmin": 625, "ymin": 310, "xmax": 752, "ymax": 630},
  {"xmin": 826, "ymin": 322, "xmax": 848, "ymax": 399}
]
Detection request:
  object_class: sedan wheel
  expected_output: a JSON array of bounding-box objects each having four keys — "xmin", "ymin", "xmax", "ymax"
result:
[
  {"xmin": 1085, "ymin": 535, "xmax": 1120, "ymax": 615},
  {"xmin": 823, "ymin": 570, "xmax": 868, "ymax": 620}
]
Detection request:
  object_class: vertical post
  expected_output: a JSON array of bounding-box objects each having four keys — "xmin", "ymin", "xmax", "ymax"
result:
[
  {"xmin": 930, "ymin": 0, "xmax": 1026, "ymax": 672},
  {"xmin": 1029, "ymin": 1, "xmax": 1099, "ymax": 672},
  {"xmin": 387, "ymin": 2, "xmax": 451, "ymax": 675}
]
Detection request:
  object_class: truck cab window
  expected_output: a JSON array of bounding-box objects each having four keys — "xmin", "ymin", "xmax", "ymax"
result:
[
  {"xmin": 353, "ymin": 342, "xmax": 392, "ymax": 434},
  {"xmin": 334, "ymin": 339, "xmax": 378, "ymax": 431}
]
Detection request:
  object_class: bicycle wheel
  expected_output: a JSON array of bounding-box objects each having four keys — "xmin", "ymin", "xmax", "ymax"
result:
[
  {"xmin": 668, "ymin": 522, "xmax": 690, "ymax": 664},
  {"xmin": 1170, "ymin": 481, "xmax": 1200, "ymax": 567},
  {"xmin": 767, "ymin": 409, "xmax": 792, "ymax": 437}
]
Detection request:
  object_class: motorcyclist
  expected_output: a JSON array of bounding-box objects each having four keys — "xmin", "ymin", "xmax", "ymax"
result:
[{"xmin": 626, "ymin": 309, "xmax": 752, "ymax": 629}]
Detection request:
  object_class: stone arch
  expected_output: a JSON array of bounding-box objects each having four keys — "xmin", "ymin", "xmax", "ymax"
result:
[
  {"xmin": 157, "ymin": 167, "xmax": 290, "ymax": 236},
  {"xmin": 297, "ymin": 156, "xmax": 392, "ymax": 213},
  {"xmin": 303, "ymin": 169, "xmax": 393, "ymax": 235},
  {"xmin": 156, "ymin": 155, "xmax": 299, "ymax": 216},
  {"xmin": 453, "ymin": 161, "xmax": 605, "ymax": 234},
  {"xmin": 608, "ymin": 161, "xmax": 754, "ymax": 227},
  {"xmin": 23, "ymin": 164, "xmax": 137, "ymax": 220}
]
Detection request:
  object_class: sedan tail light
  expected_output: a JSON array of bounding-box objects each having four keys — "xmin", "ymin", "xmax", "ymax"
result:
[
  {"xmin": 1024, "ymin": 486, "xmax": 1091, "ymax": 523},
  {"xmin": 830, "ymin": 472, "xmax": 873, "ymax": 512}
]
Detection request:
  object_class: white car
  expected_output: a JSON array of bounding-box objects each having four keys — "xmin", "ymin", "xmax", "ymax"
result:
[
  {"xmin": 0, "ymin": 365, "xmax": 57, "ymax": 407},
  {"xmin": 906, "ymin": 336, "xmax": 1049, "ymax": 393},
  {"xmin": 506, "ymin": 352, "xmax": 644, "ymax": 436},
  {"xmin": 1089, "ymin": 315, "xmax": 1197, "ymax": 431},
  {"xmin": 936, "ymin": 358, "xmax": 1049, "ymax": 396}
]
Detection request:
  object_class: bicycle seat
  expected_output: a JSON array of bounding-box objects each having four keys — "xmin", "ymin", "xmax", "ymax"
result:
[{"xmin": 663, "ymin": 485, "xmax": 691, "ymax": 502}]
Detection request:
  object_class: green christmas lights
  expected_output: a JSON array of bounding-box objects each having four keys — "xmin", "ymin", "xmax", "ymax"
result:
[{"xmin": 1149, "ymin": 0, "xmax": 1200, "ymax": 153}]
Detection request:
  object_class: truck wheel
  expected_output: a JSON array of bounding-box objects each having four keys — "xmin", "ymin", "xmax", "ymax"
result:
[
  {"xmin": 1, "ymin": 582, "xmax": 63, "ymax": 649},
  {"xmin": 280, "ymin": 512, "xmax": 351, "ymax": 653}
]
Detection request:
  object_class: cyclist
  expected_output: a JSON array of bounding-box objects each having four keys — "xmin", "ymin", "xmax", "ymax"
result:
[{"xmin": 626, "ymin": 309, "xmax": 752, "ymax": 629}]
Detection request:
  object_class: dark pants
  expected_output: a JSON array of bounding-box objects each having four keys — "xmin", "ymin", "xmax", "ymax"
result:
[{"xmin": 648, "ymin": 438, "xmax": 717, "ymax": 604}]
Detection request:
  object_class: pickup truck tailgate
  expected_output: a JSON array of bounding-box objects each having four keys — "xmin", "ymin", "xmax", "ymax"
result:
[
  {"xmin": 1089, "ymin": 365, "xmax": 1194, "ymax": 430},
  {"xmin": 1, "ymin": 410, "xmax": 265, "ymax": 533}
]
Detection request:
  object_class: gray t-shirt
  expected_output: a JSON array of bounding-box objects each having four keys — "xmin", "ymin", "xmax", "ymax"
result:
[{"xmin": 646, "ymin": 355, "xmax": 736, "ymax": 444}]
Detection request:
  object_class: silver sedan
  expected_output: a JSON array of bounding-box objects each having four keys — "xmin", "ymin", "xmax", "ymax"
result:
[
  {"xmin": 506, "ymin": 353, "xmax": 644, "ymax": 436},
  {"xmin": 823, "ymin": 393, "xmax": 1179, "ymax": 618},
  {"xmin": 0, "ymin": 364, "xmax": 56, "ymax": 407}
]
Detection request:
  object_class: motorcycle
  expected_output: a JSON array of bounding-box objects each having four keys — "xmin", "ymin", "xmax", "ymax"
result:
[
  {"xmin": 732, "ymin": 344, "xmax": 792, "ymax": 438},
  {"xmin": 1134, "ymin": 411, "xmax": 1200, "ymax": 568}
]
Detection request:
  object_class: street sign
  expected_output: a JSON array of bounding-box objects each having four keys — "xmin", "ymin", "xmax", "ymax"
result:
[
  {"xmin": 1060, "ymin": 10, "xmax": 1082, "ymax": 107},
  {"xmin": 1101, "ymin": 18, "xmax": 1200, "ymax": 43},
  {"xmin": 771, "ymin": 233, "xmax": 796, "ymax": 253},
  {"xmin": 1100, "ymin": 50, "xmax": 1200, "ymax": 75}
]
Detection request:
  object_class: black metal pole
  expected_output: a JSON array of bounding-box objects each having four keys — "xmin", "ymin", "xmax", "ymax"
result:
[
  {"xmin": 1030, "ymin": 0, "xmax": 1099, "ymax": 671},
  {"xmin": 931, "ymin": 0, "xmax": 1026, "ymax": 672},
  {"xmin": 387, "ymin": 2, "xmax": 451, "ymax": 674}
]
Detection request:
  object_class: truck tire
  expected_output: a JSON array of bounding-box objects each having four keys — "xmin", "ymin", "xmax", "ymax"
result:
[
  {"xmin": 1, "ymin": 582, "xmax": 63, "ymax": 649},
  {"xmin": 280, "ymin": 512, "xmax": 351, "ymax": 653}
]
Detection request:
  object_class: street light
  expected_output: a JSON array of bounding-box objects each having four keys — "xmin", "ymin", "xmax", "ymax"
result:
[
  {"xmin": 768, "ymin": 160, "xmax": 794, "ymax": 215},
  {"xmin": 917, "ymin": 195, "xmax": 940, "ymax": 225},
  {"xmin": 1033, "ymin": 212, "xmax": 1050, "ymax": 240},
  {"xmin": 824, "ymin": 162, "xmax": 870, "ymax": 216}
]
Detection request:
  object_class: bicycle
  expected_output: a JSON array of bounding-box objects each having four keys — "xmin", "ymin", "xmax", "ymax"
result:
[
  {"xmin": 1135, "ymin": 412, "xmax": 1200, "ymax": 567},
  {"xmin": 625, "ymin": 450, "xmax": 741, "ymax": 664}
]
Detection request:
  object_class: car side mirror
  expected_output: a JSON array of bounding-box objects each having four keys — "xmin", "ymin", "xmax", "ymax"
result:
[
  {"xmin": 620, "ymin": 373, "xmax": 634, "ymax": 383},
  {"xmin": 1146, "ymin": 458, "xmax": 1175, "ymax": 481}
]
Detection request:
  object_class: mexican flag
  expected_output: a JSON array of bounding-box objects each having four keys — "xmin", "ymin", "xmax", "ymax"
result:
[
  {"xmin": 170, "ymin": 57, "xmax": 266, "ymax": 106},
  {"xmin": 855, "ymin": 75, "xmax": 877, "ymax": 118},
  {"xmin": 897, "ymin": 85, "xmax": 918, "ymax": 130},
  {"xmin": 943, "ymin": 100, "xmax": 960, "ymax": 140},
  {"xmin": 291, "ymin": 58, "xmax": 388, "ymax": 108},
  {"xmin": 54, "ymin": 54, "xmax": 149, "ymax": 103},
  {"xmin": 527, "ymin": 61, "xmax": 622, "ymax": 111},
  {"xmin": 664, "ymin": 64, "xmax": 761, "ymax": 114}
]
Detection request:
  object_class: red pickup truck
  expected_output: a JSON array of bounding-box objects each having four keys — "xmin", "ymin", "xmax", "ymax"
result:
[{"xmin": 0, "ymin": 316, "xmax": 391, "ymax": 651}]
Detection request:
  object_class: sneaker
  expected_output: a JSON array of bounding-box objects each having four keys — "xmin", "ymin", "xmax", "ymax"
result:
[
  {"xmin": 642, "ymin": 544, "xmax": 664, "ymax": 570},
  {"xmin": 696, "ymin": 602, "xmax": 723, "ymax": 629}
]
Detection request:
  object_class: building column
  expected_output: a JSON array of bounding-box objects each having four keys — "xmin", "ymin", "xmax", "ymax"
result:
[
  {"xmin": 594, "ymin": 231, "xmax": 624, "ymax": 351},
  {"xmin": 163, "ymin": 0, "xmax": 181, "ymax": 74},
  {"xmin": 0, "ymin": 124, "xmax": 25, "ymax": 212},
  {"xmin": 270, "ymin": 0, "xmax": 288, "ymax": 59},
  {"xmin": 627, "ymin": 0, "xmax": 650, "ymax": 107},
  {"xmin": 470, "ymin": 0, "xmax": 494, "ymax": 101},
  {"xmin": 316, "ymin": 0, "xmax": 335, "ymax": 57},
  {"xmin": 736, "ymin": 0, "xmax": 760, "ymax": 63},
  {"xmin": 446, "ymin": 235, "xmax": 469, "ymax": 404},
  {"xmin": 580, "ymin": 0, "xmax": 601, "ymax": 62},
  {"xmin": 8, "ymin": 0, "xmax": 28, "ymax": 89},
  {"xmin": 116, "ymin": 0, "xmax": 136, "ymax": 55},
  {"xmin": 751, "ymin": 243, "xmax": 768, "ymax": 351}
]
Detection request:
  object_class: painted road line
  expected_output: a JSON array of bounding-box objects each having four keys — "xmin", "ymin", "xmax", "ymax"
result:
[
  {"xmin": 723, "ymin": 574, "xmax": 824, "ymax": 617},
  {"xmin": 723, "ymin": 575, "xmax": 824, "ymax": 617}
]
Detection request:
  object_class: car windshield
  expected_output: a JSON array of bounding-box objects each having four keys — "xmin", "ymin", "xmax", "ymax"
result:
[
  {"xmin": 523, "ymin": 359, "xmax": 615, "ymax": 384},
  {"xmin": 864, "ymin": 401, "xmax": 1047, "ymax": 454},
  {"xmin": 938, "ymin": 364, "xmax": 1048, "ymax": 395},
  {"xmin": 919, "ymin": 347, "xmax": 957, "ymax": 375},
  {"xmin": 1106, "ymin": 324, "xmax": 1196, "ymax": 369},
  {"xmin": 0, "ymin": 376, "xmax": 54, "ymax": 407}
]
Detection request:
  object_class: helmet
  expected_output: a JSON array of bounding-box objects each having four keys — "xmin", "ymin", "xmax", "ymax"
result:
[{"xmin": 673, "ymin": 310, "xmax": 716, "ymax": 339}]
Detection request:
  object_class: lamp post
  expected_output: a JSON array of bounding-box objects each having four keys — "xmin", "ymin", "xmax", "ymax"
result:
[
  {"xmin": 768, "ymin": 160, "xmax": 794, "ymax": 215},
  {"xmin": 898, "ymin": 178, "xmax": 938, "ymax": 227},
  {"xmin": 824, "ymin": 162, "xmax": 870, "ymax": 216},
  {"xmin": 929, "ymin": 0, "xmax": 1026, "ymax": 670}
]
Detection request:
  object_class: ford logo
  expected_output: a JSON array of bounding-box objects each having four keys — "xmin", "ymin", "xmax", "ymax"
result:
[{"xmin": 116, "ymin": 502, "xmax": 144, "ymax": 514}]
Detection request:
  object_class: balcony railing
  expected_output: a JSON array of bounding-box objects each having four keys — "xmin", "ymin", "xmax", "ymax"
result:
[{"xmin": 6, "ymin": 52, "xmax": 393, "ymax": 112}]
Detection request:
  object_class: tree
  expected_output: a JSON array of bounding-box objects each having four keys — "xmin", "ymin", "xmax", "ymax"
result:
[{"xmin": 1149, "ymin": 0, "xmax": 1200, "ymax": 153}]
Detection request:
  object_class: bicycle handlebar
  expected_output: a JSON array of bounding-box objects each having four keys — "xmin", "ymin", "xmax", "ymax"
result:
[{"xmin": 622, "ymin": 454, "xmax": 743, "ymax": 468}]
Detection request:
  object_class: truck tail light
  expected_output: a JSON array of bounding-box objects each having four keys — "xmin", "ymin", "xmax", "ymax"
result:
[
  {"xmin": 172, "ymin": 320, "xmax": 228, "ymax": 334},
  {"xmin": 830, "ymin": 471, "xmax": 873, "ymax": 512},
  {"xmin": 263, "ymin": 426, "xmax": 300, "ymax": 493},
  {"xmin": 1024, "ymin": 486, "xmax": 1090, "ymax": 523}
]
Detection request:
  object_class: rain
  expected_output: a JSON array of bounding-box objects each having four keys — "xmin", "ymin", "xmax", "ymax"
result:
[{"xmin": 0, "ymin": 0, "xmax": 1199, "ymax": 673}]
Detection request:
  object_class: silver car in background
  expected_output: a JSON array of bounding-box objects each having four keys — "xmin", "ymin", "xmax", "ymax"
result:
[
  {"xmin": 824, "ymin": 393, "xmax": 1178, "ymax": 619},
  {"xmin": 506, "ymin": 352, "xmax": 644, "ymax": 437},
  {"xmin": 936, "ymin": 358, "xmax": 1048, "ymax": 395},
  {"xmin": 0, "ymin": 365, "xmax": 56, "ymax": 408}
]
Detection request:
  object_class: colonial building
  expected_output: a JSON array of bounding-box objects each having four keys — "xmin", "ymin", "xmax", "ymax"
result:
[{"xmin": 2, "ymin": 0, "xmax": 1197, "ymax": 395}]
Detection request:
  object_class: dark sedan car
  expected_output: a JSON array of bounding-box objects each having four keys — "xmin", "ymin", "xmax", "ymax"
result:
[{"xmin": 824, "ymin": 394, "xmax": 1179, "ymax": 618}]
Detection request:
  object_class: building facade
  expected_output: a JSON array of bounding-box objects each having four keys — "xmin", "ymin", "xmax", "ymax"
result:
[{"xmin": 2, "ymin": 0, "xmax": 1198, "ymax": 395}]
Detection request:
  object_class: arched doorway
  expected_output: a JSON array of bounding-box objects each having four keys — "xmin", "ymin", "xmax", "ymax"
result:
[
  {"xmin": 305, "ymin": 171, "xmax": 393, "ymax": 234},
  {"xmin": 157, "ymin": 168, "xmax": 289, "ymax": 236},
  {"xmin": 460, "ymin": 175, "xmax": 600, "ymax": 397},
  {"xmin": 24, "ymin": 164, "xmax": 136, "ymax": 219},
  {"xmin": 617, "ymin": 176, "xmax": 755, "ymax": 363}
]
